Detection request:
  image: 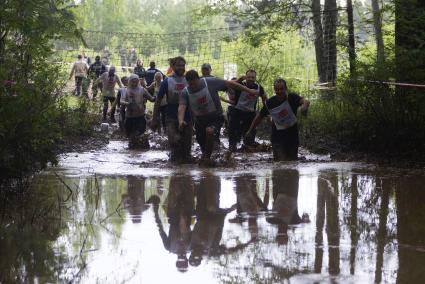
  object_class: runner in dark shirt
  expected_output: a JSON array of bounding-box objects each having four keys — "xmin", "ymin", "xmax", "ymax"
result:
[
  {"xmin": 133, "ymin": 59, "xmax": 146, "ymax": 85},
  {"xmin": 88, "ymin": 55, "xmax": 107, "ymax": 99},
  {"xmin": 200, "ymin": 63, "xmax": 214, "ymax": 78},
  {"xmin": 228, "ymin": 70, "xmax": 267, "ymax": 151},
  {"xmin": 145, "ymin": 61, "xmax": 164, "ymax": 86},
  {"xmin": 246, "ymin": 78, "xmax": 310, "ymax": 161}
]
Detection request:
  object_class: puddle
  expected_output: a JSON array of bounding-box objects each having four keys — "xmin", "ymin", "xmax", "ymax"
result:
[{"xmin": 1, "ymin": 139, "xmax": 425, "ymax": 283}]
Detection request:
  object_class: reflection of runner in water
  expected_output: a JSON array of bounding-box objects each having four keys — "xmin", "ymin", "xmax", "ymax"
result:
[
  {"xmin": 266, "ymin": 169, "xmax": 310, "ymax": 245},
  {"xmin": 121, "ymin": 176, "xmax": 151, "ymax": 224},
  {"xmin": 189, "ymin": 175, "xmax": 252, "ymax": 267},
  {"xmin": 151, "ymin": 176, "xmax": 195, "ymax": 272},
  {"xmin": 228, "ymin": 175, "xmax": 269, "ymax": 239}
]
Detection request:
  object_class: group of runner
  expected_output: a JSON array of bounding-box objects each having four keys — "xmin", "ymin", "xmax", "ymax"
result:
[{"xmin": 69, "ymin": 54, "xmax": 310, "ymax": 164}]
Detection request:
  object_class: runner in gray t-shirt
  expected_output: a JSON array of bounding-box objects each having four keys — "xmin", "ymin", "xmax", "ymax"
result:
[{"xmin": 178, "ymin": 70, "xmax": 258, "ymax": 166}]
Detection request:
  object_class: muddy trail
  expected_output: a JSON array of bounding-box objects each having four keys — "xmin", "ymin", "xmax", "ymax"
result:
[
  {"xmin": 1, "ymin": 124, "xmax": 425, "ymax": 283},
  {"xmin": 56, "ymin": 123, "xmax": 331, "ymax": 177}
]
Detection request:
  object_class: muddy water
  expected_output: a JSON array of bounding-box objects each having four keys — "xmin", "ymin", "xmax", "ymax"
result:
[{"xmin": 1, "ymin": 139, "xmax": 425, "ymax": 283}]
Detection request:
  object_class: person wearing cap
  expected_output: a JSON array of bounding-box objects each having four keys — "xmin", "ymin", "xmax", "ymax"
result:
[
  {"xmin": 145, "ymin": 61, "xmax": 164, "ymax": 86},
  {"xmin": 246, "ymin": 78, "xmax": 310, "ymax": 161},
  {"xmin": 178, "ymin": 69, "xmax": 259, "ymax": 165},
  {"xmin": 69, "ymin": 54, "xmax": 89, "ymax": 97},
  {"xmin": 227, "ymin": 69, "xmax": 267, "ymax": 152},
  {"xmin": 88, "ymin": 55, "xmax": 107, "ymax": 99},
  {"xmin": 201, "ymin": 63, "xmax": 213, "ymax": 78},
  {"xmin": 152, "ymin": 56, "xmax": 192, "ymax": 163},
  {"xmin": 95, "ymin": 66, "xmax": 123, "ymax": 122}
]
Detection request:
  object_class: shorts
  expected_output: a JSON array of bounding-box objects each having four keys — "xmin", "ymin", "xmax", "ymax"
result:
[{"xmin": 125, "ymin": 116, "xmax": 146, "ymax": 137}]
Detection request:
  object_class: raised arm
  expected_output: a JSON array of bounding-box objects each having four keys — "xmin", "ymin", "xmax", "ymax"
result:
[
  {"xmin": 219, "ymin": 96, "xmax": 235, "ymax": 105},
  {"xmin": 225, "ymin": 80, "xmax": 259, "ymax": 97}
]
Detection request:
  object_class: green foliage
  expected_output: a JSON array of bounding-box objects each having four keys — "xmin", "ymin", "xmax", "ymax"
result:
[
  {"xmin": 301, "ymin": 52, "xmax": 425, "ymax": 156},
  {"xmin": 232, "ymin": 29, "xmax": 317, "ymax": 96},
  {"xmin": 71, "ymin": 0, "xmax": 226, "ymax": 52},
  {"xmin": 0, "ymin": 1, "xmax": 96, "ymax": 189}
]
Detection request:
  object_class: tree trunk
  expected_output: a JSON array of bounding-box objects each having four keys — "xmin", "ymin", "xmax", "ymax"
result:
[
  {"xmin": 396, "ymin": 176, "xmax": 425, "ymax": 283},
  {"xmin": 371, "ymin": 0, "xmax": 385, "ymax": 63},
  {"xmin": 312, "ymin": 0, "xmax": 326, "ymax": 83},
  {"xmin": 323, "ymin": 0, "xmax": 338, "ymax": 84},
  {"xmin": 349, "ymin": 175, "xmax": 358, "ymax": 275},
  {"xmin": 395, "ymin": 0, "xmax": 425, "ymax": 86},
  {"xmin": 325, "ymin": 174, "xmax": 340, "ymax": 275},
  {"xmin": 347, "ymin": 0, "xmax": 356, "ymax": 75},
  {"xmin": 374, "ymin": 178, "xmax": 390, "ymax": 283}
]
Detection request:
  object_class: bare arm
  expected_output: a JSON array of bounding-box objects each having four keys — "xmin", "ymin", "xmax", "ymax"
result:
[
  {"xmin": 120, "ymin": 96, "xmax": 129, "ymax": 106},
  {"xmin": 146, "ymin": 82, "xmax": 155, "ymax": 94},
  {"xmin": 300, "ymin": 97, "xmax": 310, "ymax": 113},
  {"xmin": 260, "ymin": 88, "xmax": 267, "ymax": 105},
  {"xmin": 69, "ymin": 64, "xmax": 75, "ymax": 79},
  {"xmin": 178, "ymin": 104, "xmax": 187, "ymax": 129},
  {"xmin": 116, "ymin": 76, "xmax": 123, "ymax": 88},
  {"xmin": 225, "ymin": 80, "xmax": 258, "ymax": 97},
  {"xmin": 94, "ymin": 75, "xmax": 102, "ymax": 86},
  {"xmin": 144, "ymin": 88, "xmax": 155, "ymax": 102},
  {"xmin": 110, "ymin": 91, "xmax": 120, "ymax": 111},
  {"xmin": 246, "ymin": 112, "xmax": 265, "ymax": 136},
  {"xmin": 219, "ymin": 96, "xmax": 235, "ymax": 105}
]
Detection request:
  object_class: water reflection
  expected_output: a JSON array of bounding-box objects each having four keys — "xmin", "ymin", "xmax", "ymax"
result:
[
  {"xmin": 1, "ymin": 167, "xmax": 425, "ymax": 283},
  {"xmin": 152, "ymin": 175, "xmax": 195, "ymax": 272},
  {"xmin": 190, "ymin": 174, "xmax": 249, "ymax": 267},
  {"xmin": 229, "ymin": 175, "xmax": 268, "ymax": 240},
  {"xmin": 267, "ymin": 169, "xmax": 310, "ymax": 245},
  {"xmin": 122, "ymin": 176, "xmax": 150, "ymax": 223},
  {"xmin": 396, "ymin": 176, "xmax": 425, "ymax": 283},
  {"xmin": 315, "ymin": 172, "xmax": 341, "ymax": 275}
]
